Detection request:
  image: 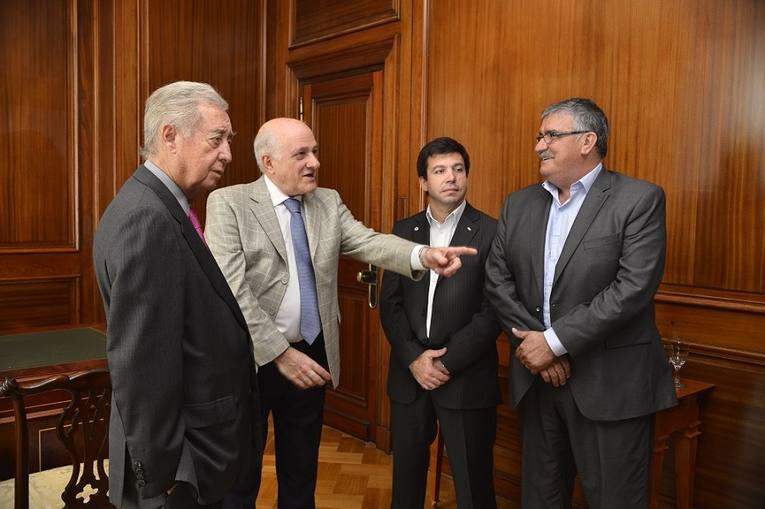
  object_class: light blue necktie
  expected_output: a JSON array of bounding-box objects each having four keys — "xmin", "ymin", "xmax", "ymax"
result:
[{"xmin": 284, "ymin": 198, "xmax": 321, "ymax": 344}]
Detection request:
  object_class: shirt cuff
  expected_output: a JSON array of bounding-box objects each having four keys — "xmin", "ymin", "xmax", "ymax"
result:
[
  {"xmin": 544, "ymin": 327, "xmax": 568, "ymax": 356},
  {"xmin": 410, "ymin": 245, "xmax": 427, "ymax": 271}
]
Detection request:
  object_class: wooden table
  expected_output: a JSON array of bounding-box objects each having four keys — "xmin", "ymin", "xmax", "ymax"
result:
[
  {"xmin": 649, "ymin": 377, "xmax": 715, "ymax": 509},
  {"xmin": 0, "ymin": 326, "xmax": 108, "ymax": 480},
  {"xmin": 0, "ymin": 326, "xmax": 107, "ymax": 381}
]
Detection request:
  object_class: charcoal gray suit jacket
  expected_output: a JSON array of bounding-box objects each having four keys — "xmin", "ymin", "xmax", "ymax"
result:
[
  {"xmin": 94, "ymin": 166, "xmax": 260, "ymax": 507},
  {"xmin": 485, "ymin": 168, "xmax": 677, "ymax": 420}
]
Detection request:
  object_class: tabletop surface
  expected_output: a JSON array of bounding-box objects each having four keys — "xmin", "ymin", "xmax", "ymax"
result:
[{"xmin": 0, "ymin": 327, "xmax": 106, "ymax": 373}]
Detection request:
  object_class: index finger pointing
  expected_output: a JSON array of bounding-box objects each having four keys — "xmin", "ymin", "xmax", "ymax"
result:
[{"xmin": 447, "ymin": 246, "xmax": 478, "ymax": 258}]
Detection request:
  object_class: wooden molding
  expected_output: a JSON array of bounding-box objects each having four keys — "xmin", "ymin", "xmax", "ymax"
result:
[
  {"xmin": 657, "ymin": 285, "xmax": 765, "ymax": 315},
  {"xmin": 289, "ymin": 0, "xmax": 399, "ymax": 48},
  {"xmin": 670, "ymin": 339, "xmax": 765, "ymax": 368},
  {"xmin": 288, "ymin": 38, "xmax": 394, "ymax": 81}
]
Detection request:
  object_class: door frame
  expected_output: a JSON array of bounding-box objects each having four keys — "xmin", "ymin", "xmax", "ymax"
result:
[{"xmin": 284, "ymin": 35, "xmax": 407, "ymax": 450}]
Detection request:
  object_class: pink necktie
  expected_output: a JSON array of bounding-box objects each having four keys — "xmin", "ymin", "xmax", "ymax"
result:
[{"xmin": 188, "ymin": 209, "xmax": 206, "ymax": 244}]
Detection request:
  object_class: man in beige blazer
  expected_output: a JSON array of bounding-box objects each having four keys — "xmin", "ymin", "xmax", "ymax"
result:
[{"xmin": 205, "ymin": 117, "xmax": 475, "ymax": 509}]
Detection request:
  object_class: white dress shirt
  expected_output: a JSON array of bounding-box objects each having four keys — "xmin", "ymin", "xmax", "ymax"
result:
[
  {"xmin": 264, "ymin": 176, "xmax": 304, "ymax": 342},
  {"xmin": 264, "ymin": 176, "xmax": 427, "ymax": 342},
  {"xmin": 425, "ymin": 200, "xmax": 466, "ymax": 336},
  {"xmin": 542, "ymin": 163, "xmax": 602, "ymax": 356}
]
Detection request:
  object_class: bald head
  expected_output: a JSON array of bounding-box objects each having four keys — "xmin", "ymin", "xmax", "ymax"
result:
[
  {"xmin": 253, "ymin": 118, "xmax": 309, "ymax": 172},
  {"xmin": 254, "ymin": 117, "xmax": 320, "ymax": 196}
]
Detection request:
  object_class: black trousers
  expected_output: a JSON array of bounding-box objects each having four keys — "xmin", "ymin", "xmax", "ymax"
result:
[
  {"xmin": 390, "ymin": 390, "xmax": 497, "ymax": 509},
  {"xmin": 519, "ymin": 379, "xmax": 654, "ymax": 509},
  {"xmin": 257, "ymin": 333, "xmax": 329, "ymax": 509}
]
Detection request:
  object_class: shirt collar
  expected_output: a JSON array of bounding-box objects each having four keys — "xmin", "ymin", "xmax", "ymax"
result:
[
  {"xmin": 263, "ymin": 175, "xmax": 300, "ymax": 207},
  {"xmin": 542, "ymin": 162, "xmax": 603, "ymax": 198},
  {"xmin": 426, "ymin": 200, "xmax": 466, "ymax": 228},
  {"xmin": 144, "ymin": 159, "xmax": 190, "ymax": 213}
]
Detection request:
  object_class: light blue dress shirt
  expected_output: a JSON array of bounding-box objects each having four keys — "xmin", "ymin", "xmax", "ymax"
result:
[{"xmin": 542, "ymin": 163, "xmax": 602, "ymax": 356}]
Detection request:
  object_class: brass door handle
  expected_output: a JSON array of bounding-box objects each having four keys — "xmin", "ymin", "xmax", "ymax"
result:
[{"xmin": 356, "ymin": 265, "xmax": 378, "ymax": 308}]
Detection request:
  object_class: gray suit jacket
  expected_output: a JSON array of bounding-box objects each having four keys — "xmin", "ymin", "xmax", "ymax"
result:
[
  {"xmin": 205, "ymin": 176, "xmax": 421, "ymax": 386},
  {"xmin": 94, "ymin": 166, "xmax": 260, "ymax": 507},
  {"xmin": 485, "ymin": 168, "xmax": 677, "ymax": 421}
]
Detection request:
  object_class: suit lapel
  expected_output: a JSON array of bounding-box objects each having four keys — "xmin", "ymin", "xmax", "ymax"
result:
[
  {"xmin": 134, "ymin": 166, "xmax": 248, "ymax": 329},
  {"xmin": 448, "ymin": 203, "xmax": 480, "ymax": 249},
  {"xmin": 302, "ymin": 191, "xmax": 320, "ymax": 259},
  {"xmin": 249, "ymin": 177, "xmax": 289, "ymax": 263},
  {"xmin": 552, "ymin": 168, "xmax": 612, "ymax": 287},
  {"xmin": 529, "ymin": 186, "xmax": 552, "ymax": 301}
]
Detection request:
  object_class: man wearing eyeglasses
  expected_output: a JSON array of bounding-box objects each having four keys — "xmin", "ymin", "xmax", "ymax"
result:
[{"xmin": 485, "ymin": 97, "xmax": 677, "ymax": 508}]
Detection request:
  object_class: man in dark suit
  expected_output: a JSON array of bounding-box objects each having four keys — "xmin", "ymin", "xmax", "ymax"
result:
[
  {"xmin": 94, "ymin": 81, "xmax": 260, "ymax": 509},
  {"xmin": 485, "ymin": 98, "xmax": 677, "ymax": 508},
  {"xmin": 380, "ymin": 137, "xmax": 501, "ymax": 508},
  {"xmin": 204, "ymin": 118, "xmax": 477, "ymax": 509}
]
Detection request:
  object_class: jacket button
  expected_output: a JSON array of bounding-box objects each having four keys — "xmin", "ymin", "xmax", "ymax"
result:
[{"xmin": 535, "ymin": 306, "xmax": 541, "ymax": 312}]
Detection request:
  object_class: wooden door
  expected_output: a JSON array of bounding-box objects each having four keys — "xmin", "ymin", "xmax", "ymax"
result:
[{"xmin": 302, "ymin": 70, "xmax": 384, "ymax": 442}]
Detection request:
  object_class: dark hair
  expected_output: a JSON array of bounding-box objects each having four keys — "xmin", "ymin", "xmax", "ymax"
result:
[
  {"xmin": 416, "ymin": 137, "xmax": 471, "ymax": 178},
  {"xmin": 542, "ymin": 98, "xmax": 609, "ymax": 158}
]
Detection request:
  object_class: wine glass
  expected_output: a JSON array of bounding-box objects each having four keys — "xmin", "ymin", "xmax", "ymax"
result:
[{"xmin": 666, "ymin": 339, "xmax": 689, "ymax": 389}]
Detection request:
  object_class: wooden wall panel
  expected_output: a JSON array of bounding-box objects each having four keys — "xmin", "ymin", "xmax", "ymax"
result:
[
  {"xmin": 291, "ymin": 0, "xmax": 398, "ymax": 47},
  {"xmin": 144, "ymin": 0, "xmax": 264, "ymax": 216},
  {"xmin": 422, "ymin": 0, "xmax": 765, "ymax": 507},
  {"xmin": 425, "ymin": 0, "xmax": 765, "ymax": 295},
  {"xmin": 0, "ymin": 0, "xmax": 265, "ymax": 333},
  {"xmin": 0, "ymin": 280, "xmax": 77, "ymax": 334},
  {"xmin": 680, "ymin": 353, "xmax": 765, "ymax": 508},
  {"xmin": 0, "ymin": 0, "xmax": 74, "ymax": 249},
  {"xmin": 0, "ymin": 0, "xmax": 106, "ymax": 335}
]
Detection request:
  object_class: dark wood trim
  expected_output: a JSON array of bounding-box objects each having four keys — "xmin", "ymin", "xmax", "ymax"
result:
[
  {"xmin": 657, "ymin": 285, "xmax": 765, "ymax": 314},
  {"xmin": 288, "ymin": 0, "xmax": 400, "ymax": 49}
]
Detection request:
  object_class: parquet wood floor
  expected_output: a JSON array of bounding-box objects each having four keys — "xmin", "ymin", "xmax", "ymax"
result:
[{"xmin": 255, "ymin": 422, "xmax": 516, "ymax": 508}]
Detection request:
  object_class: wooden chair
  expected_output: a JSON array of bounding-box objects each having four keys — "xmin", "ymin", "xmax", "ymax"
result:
[{"xmin": 0, "ymin": 369, "xmax": 113, "ymax": 508}]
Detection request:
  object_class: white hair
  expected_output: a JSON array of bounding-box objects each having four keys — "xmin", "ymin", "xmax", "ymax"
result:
[{"xmin": 141, "ymin": 81, "xmax": 228, "ymax": 158}]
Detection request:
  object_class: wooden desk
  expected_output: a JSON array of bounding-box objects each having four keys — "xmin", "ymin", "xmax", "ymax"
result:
[
  {"xmin": 0, "ymin": 326, "xmax": 107, "ymax": 381},
  {"xmin": 0, "ymin": 326, "xmax": 107, "ymax": 480},
  {"xmin": 649, "ymin": 377, "xmax": 714, "ymax": 509}
]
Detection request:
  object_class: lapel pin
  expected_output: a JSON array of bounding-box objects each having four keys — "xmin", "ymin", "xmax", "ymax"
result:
[
  {"xmin": 414, "ymin": 226, "xmax": 419, "ymax": 231},
  {"xmin": 467, "ymin": 226, "xmax": 472, "ymax": 231}
]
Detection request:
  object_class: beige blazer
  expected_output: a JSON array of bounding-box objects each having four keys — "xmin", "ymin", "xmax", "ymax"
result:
[{"xmin": 205, "ymin": 176, "xmax": 419, "ymax": 386}]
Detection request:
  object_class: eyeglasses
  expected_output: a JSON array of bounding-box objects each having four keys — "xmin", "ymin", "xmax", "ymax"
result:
[{"xmin": 535, "ymin": 130, "xmax": 590, "ymax": 143}]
